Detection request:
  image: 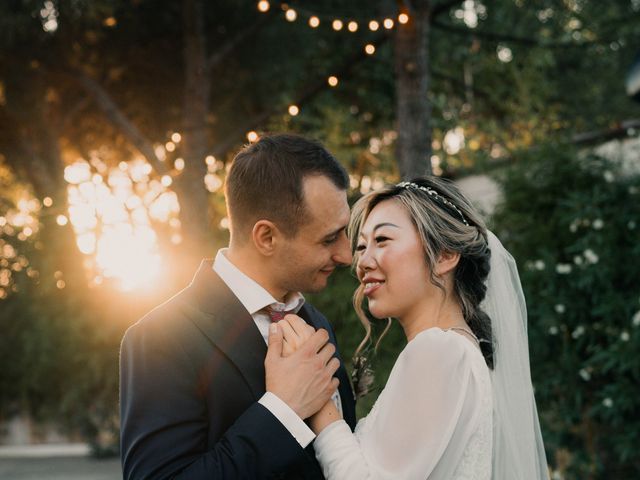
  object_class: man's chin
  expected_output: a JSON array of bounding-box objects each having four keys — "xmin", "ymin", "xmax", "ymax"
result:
[{"xmin": 302, "ymin": 278, "xmax": 329, "ymax": 294}]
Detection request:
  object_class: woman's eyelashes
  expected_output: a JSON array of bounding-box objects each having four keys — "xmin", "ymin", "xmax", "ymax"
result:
[{"xmin": 355, "ymin": 236, "xmax": 390, "ymax": 252}]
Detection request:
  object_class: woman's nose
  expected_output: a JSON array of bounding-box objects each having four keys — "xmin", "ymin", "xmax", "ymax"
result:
[{"xmin": 357, "ymin": 247, "xmax": 375, "ymax": 271}]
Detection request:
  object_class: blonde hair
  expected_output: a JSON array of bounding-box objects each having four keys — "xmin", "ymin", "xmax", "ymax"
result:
[{"xmin": 349, "ymin": 176, "xmax": 495, "ymax": 369}]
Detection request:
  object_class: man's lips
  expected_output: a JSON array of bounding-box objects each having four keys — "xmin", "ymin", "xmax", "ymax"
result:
[{"xmin": 320, "ymin": 267, "xmax": 335, "ymax": 275}]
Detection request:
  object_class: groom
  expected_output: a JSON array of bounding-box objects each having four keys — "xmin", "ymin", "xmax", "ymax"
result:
[{"xmin": 120, "ymin": 134, "xmax": 357, "ymax": 479}]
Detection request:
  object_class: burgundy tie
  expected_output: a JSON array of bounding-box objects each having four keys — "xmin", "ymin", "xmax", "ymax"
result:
[{"xmin": 264, "ymin": 306, "xmax": 295, "ymax": 323}]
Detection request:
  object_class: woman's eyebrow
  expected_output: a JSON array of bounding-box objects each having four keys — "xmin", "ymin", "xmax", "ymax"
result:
[{"xmin": 359, "ymin": 222, "xmax": 400, "ymax": 238}]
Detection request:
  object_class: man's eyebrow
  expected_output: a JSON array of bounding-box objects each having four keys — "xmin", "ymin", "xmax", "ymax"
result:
[{"xmin": 359, "ymin": 222, "xmax": 400, "ymax": 238}]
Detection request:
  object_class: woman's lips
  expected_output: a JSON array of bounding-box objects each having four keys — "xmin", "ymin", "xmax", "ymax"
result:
[{"xmin": 363, "ymin": 280, "xmax": 384, "ymax": 296}]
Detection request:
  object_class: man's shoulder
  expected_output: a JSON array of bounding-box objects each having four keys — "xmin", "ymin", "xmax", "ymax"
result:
[{"xmin": 120, "ymin": 288, "xmax": 188, "ymax": 348}]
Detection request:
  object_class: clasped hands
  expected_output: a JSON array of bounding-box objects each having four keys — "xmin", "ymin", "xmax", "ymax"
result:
[{"xmin": 264, "ymin": 314, "xmax": 340, "ymax": 421}]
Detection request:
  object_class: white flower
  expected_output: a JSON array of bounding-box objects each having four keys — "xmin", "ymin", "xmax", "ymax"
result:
[
  {"xmin": 551, "ymin": 471, "xmax": 564, "ymax": 480},
  {"xmin": 632, "ymin": 310, "xmax": 640, "ymax": 327},
  {"xmin": 569, "ymin": 219, "xmax": 580, "ymax": 232},
  {"xmin": 556, "ymin": 263, "xmax": 572, "ymax": 274},
  {"xmin": 629, "ymin": 185, "xmax": 638, "ymax": 194},
  {"xmin": 592, "ymin": 219, "xmax": 604, "ymax": 230},
  {"xmin": 620, "ymin": 331, "xmax": 630, "ymax": 342},
  {"xmin": 534, "ymin": 260, "xmax": 545, "ymax": 271},
  {"xmin": 602, "ymin": 397, "xmax": 613, "ymax": 408},
  {"xmin": 574, "ymin": 255, "xmax": 584, "ymax": 266},
  {"xmin": 628, "ymin": 220, "xmax": 636, "ymax": 230},
  {"xmin": 583, "ymin": 249, "xmax": 599, "ymax": 264},
  {"xmin": 603, "ymin": 170, "xmax": 614, "ymax": 182},
  {"xmin": 572, "ymin": 325, "xmax": 585, "ymax": 339},
  {"xmin": 555, "ymin": 304, "xmax": 566, "ymax": 314},
  {"xmin": 548, "ymin": 326, "xmax": 558, "ymax": 335},
  {"xmin": 579, "ymin": 368, "xmax": 591, "ymax": 381}
]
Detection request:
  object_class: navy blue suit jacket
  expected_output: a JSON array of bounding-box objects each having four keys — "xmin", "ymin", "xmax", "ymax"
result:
[{"xmin": 120, "ymin": 259, "xmax": 357, "ymax": 479}]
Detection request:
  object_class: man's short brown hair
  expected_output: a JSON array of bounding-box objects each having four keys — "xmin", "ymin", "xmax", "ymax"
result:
[{"xmin": 225, "ymin": 134, "xmax": 349, "ymax": 239}]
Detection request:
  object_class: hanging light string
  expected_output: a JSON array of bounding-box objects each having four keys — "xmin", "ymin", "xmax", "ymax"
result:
[
  {"xmin": 256, "ymin": 1, "xmax": 409, "ymax": 32},
  {"xmin": 249, "ymin": 1, "xmax": 406, "ymax": 134}
]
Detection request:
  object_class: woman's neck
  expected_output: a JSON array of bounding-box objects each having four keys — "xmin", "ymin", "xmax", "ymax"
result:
[{"xmin": 399, "ymin": 297, "xmax": 467, "ymax": 342}]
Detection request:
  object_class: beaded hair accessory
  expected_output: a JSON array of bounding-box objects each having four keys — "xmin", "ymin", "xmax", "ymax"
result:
[{"xmin": 396, "ymin": 181, "xmax": 470, "ymax": 226}]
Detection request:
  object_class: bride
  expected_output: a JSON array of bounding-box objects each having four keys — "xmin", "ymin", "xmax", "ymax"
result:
[{"xmin": 269, "ymin": 177, "xmax": 549, "ymax": 479}]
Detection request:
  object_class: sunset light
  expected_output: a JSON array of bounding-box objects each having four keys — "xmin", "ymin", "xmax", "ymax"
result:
[{"xmin": 63, "ymin": 158, "xmax": 180, "ymax": 291}]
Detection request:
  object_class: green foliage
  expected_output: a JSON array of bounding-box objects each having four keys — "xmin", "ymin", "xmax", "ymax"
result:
[{"xmin": 491, "ymin": 142, "xmax": 640, "ymax": 478}]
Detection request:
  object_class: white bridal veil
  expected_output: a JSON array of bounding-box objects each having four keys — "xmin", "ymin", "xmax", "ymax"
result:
[{"xmin": 483, "ymin": 231, "xmax": 550, "ymax": 480}]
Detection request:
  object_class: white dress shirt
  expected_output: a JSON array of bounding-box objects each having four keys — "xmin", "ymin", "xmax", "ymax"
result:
[{"xmin": 213, "ymin": 248, "xmax": 342, "ymax": 448}]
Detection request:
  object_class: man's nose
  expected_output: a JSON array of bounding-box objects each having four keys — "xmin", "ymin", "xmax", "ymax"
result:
[{"xmin": 332, "ymin": 233, "xmax": 353, "ymax": 266}]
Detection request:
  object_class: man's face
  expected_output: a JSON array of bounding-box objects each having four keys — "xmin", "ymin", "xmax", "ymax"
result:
[{"xmin": 273, "ymin": 175, "xmax": 352, "ymax": 294}]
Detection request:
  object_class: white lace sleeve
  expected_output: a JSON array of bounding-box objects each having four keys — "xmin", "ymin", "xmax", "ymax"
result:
[{"xmin": 314, "ymin": 329, "xmax": 484, "ymax": 480}]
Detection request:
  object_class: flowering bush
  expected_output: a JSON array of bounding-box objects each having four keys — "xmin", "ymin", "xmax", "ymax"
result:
[{"xmin": 491, "ymin": 142, "xmax": 640, "ymax": 478}]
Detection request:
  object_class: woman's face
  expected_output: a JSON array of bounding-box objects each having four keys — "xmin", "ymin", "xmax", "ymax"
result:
[{"xmin": 355, "ymin": 199, "xmax": 435, "ymax": 320}]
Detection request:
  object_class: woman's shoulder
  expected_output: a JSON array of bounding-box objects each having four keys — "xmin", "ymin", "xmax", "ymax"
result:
[{"xmin": 399, "ymin": 327, "xmax": 473, "ymax": 369}]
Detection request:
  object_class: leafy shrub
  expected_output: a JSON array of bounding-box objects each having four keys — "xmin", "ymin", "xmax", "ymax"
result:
[{"xmin": 491, "ymin": 142, "xmax": 640, "ymax": 478}]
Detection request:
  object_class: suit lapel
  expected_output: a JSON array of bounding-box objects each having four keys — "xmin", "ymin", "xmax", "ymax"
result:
[
  {"xmin": 181, "ymin": 260, "xmax": 267, "ymax": 399},
  {"xmin": 183, "ymin": 260, "xmax": 357, "ymax": 430}
]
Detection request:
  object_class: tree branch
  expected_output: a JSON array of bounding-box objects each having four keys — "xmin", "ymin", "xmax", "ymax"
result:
[
  {"xmin": 207, "ymin": 14, "xmax": 271, "ymax": 71},
  {"xmin": 210, "ymin": 33, "xmax": 392, "ymax": 158},
  {"xmin": 73, "ymin": 72, "xmax": 169, "ymax": 175},
  {"xmin": 571, "ymin": 119, "xmax": 640, "ymax": 145},
  {"xmin": 431, "ymin": 0, "xmax": 462, "ymax": 19},
  {"xmin": 432, "ymin": 19, "xmax": 597, "ymax": 48}
]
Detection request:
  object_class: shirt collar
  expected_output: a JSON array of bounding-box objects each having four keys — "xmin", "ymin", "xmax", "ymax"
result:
[{"xmin": 213, "ymin": 248, "xmax": 305, "ymax": 315}]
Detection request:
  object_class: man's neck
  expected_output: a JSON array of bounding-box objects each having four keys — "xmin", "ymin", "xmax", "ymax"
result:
[{"xmin": 225, "ymin": 246, "xmax": 287, "ymax": 302}]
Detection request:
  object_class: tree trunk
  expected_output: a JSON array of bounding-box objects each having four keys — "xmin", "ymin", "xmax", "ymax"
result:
[
  {"xmin": 395, "ymin": 0, "xmax": 432, "ymax": 179},
  {"xmin": 179, "ymin": 0, "xmax": 212, "ymax": 256}
]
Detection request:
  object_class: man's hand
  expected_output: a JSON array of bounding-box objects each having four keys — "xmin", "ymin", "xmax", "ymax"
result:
[
  {"xmin": 279, "ymin": 314, "xmax": 316, "ymax": 357},
  {"xmin": 265, "ymin": 322, "xmax": 340, "ymax": 419}
]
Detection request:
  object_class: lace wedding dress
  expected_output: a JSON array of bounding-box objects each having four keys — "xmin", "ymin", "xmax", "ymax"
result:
[{"xmin": 314, "ymin": 327, "xmax": 492, "ymax": 480}]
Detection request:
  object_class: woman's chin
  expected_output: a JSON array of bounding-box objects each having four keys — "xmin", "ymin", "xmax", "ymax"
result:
[{"xmin": 367, "ymin": 302, "xmax": 392, "ymax": 320}]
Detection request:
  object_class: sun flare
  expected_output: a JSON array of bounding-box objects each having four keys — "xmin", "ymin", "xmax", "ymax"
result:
[{"xmin": 64, "ymin": 158, "xmax": 180, "ymax": 291}]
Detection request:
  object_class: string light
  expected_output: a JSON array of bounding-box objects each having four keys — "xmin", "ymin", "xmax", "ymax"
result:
[
  {"xmin": 285, "ymin": 9, "xmax": 297, "ymax": 21},
  {"xmin": 161, "ymin": 175, "xmax": 173, "ymax": 187},
  {"xmin": 43, "ymin": 197, "xmax": 53, "ymax": 207},
  {"xmin": 56, "ymin": 215, "xmax": 68, "ymax": 226},
  {"xmin": 257, "ymin": 2, "xmax": 405, "ymax": 34},
  {"xmin": 288, "ymin": 105, "xmax": 299, "ymax": 116},
  {"xmin": 247, "ymin": 131, "xmax": 259, "ymax": 142},
  {"xmin": 365, "ymin": 44, "xmax": 375, "ymax": 55},
  {"xmin": 328, "ymin": 76, "xmax": 339, "ymax": 87},
  {"xmin": 171, "ymin": 132, "xmax": 182, "ymax": 143}
]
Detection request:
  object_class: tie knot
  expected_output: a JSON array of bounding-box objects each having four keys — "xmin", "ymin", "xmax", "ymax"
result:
[{"xmin": 264, "ymin": 306, "xmax": 295, "ymax": 323}]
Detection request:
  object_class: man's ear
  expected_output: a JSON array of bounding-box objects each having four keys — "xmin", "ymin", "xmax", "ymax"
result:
[
  {"xmin": 252, "ymin": 220, "xmax": 280, "ymax": 256},
  {"xmin": 435, "ymin": 250, "xmax": 461, "ymax": 276}
]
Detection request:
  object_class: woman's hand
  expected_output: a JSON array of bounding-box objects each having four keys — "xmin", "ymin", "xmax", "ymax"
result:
[
  {"xmin": 279, "ymin": 314, "xmax": 316, "ymax": 357},
  {"xmin": 310, "ymin": 400, "xmax": 341, "ymax": 434}
]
